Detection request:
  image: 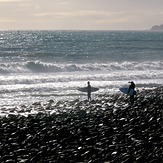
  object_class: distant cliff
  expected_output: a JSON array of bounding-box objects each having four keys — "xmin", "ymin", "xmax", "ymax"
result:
[{"xmin": 150, "ymin": 24, "xmax": 163, "ymax": 31}]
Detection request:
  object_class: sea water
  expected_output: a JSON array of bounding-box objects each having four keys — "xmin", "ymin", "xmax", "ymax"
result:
[{"xmin": 0, "ymin": 30, "xmax": 163, "ymax": 107}]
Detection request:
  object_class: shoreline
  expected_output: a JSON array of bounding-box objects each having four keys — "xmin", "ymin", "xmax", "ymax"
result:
[
  {"xmin": 0, "ymin": 87, "xmax": 163, "ymax": 162},
  {"xmin": 0, "ymin": 86, "xmax": 160, "ymax": 117}
]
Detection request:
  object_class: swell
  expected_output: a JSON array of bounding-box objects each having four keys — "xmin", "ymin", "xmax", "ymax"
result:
[{"xmin": 0, "ymin": 61, "xmax": 163, "ymax": 74}]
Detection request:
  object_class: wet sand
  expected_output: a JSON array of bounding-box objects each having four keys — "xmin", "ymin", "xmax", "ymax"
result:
[{"xmin": 0, "ymin": 87, "xmax": 163, "ymax": 163}]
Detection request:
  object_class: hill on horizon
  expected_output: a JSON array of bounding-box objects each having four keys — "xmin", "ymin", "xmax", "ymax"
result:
[{"xmin": 150, "ymin": 24, "xmax": 163, "ymax": 30}]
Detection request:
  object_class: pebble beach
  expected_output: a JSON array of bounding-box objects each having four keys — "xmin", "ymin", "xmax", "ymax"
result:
[{"xmin": 0, "ymin": 87, "xmax": 163, "ymax": 163}]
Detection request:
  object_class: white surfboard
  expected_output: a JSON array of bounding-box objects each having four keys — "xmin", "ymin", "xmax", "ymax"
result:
[{"xmin": 77, "ymin": 87, "xmax": 99, "ymax": 92}]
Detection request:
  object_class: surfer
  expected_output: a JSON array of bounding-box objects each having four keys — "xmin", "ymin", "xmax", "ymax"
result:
[
  {"xmin": 77, "ymin": 82, "xmax": 99, "ymax": 101},
  {"xmin": 127, "ymin": 81, "xmax": 135, "ymax": 104},
  {"xmin": 87, "ymin": 81, "xmax": 91, "ymax": 101}
]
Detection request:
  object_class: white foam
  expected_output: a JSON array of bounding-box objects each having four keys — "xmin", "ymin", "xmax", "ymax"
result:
[
  {"xmin": 0, "ymin": 61, "xmax": 163, "ymax": 108},
  {"xmin": 0, "ymin": 61, "xmax": 163, "ymax": 74}
]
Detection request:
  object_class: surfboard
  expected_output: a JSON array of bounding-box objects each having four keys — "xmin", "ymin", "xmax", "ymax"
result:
[
  {"xmin": 119, "ymin": 87, "xmax": 137, "ymax": 95},
  {"xmin": 77, "ymin": 87, "xmax": 99, "ymax": 92}
]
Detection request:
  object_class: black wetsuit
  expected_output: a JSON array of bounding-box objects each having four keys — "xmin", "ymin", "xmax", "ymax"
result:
[
  {"xmin": 128, "ymin": 82, "xmax": 135, "ymax": 104},
  {"xmin": 87, "ymin": 84, "xmax": 91, "ymax": 101}
]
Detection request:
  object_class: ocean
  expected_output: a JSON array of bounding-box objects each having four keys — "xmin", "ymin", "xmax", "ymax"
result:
[{"xmin": 0, "ymin": 30, "xmax": 163, "ymax": 108}]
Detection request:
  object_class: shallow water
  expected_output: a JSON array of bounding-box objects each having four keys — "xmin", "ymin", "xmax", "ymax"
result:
[{"xmin": 0, "ymin": 30, "xmax": 163, "ymax": 107}]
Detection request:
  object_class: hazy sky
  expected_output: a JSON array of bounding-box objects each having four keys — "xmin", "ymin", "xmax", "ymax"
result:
[{"xmin": 0, "ymin": 0, "xmax": 163, "ymax": 30}]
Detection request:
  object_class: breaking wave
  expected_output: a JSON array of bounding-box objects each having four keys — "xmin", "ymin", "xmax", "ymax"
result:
[{"xmin": 0, "ymin": 61, "xmax": 163, "ymax": 74}]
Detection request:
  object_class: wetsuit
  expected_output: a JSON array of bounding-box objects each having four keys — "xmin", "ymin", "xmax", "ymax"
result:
[
  {"xmin": 87, "ymin": 83, "xmax": 91, "ymax": 101},
  {"xmin": 128, "ymin": 82, "xmax": 135, "ymax": 104}
]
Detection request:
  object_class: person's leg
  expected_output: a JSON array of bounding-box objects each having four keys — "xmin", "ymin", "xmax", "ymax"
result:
[
  {"xmin": 88, "ymin": 93, "xmax": 91, "ymax": 101},
  {"xmin": 130, "ymin": 95, "xmax": 134, "ymax": 104}
]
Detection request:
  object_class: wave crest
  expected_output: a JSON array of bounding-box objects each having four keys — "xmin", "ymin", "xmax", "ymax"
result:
[{"xmin": 0, "ymin": 61, "xmax": 163, "ymax": 74}]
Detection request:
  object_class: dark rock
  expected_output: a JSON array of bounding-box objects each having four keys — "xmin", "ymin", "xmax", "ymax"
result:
[{"xmin": 0, "ymin": 87, "xmax": 162, "ymax": 162}]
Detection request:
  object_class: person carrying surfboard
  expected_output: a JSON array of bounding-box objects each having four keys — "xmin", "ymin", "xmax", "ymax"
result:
[
  {"xmin": 77, "ymin": 82, "xmax": 99, "ymax": 101},
  {"xmin": 127, "ymin": 81, "xmax": 135, "ymax": 104},
  {"xmin": 87, "ymin": 81, "xmax": 91, "ymax": 101}
]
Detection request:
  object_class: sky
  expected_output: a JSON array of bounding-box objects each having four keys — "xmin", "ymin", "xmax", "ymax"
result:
[{"xmin": 0, "ymin": 0, "xmax": 163, "ymax": 30}]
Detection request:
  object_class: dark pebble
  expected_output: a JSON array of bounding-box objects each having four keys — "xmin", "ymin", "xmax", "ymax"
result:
[{"xmin": 0, "ymin": 87, "xmax": 163, "ymax": 163}]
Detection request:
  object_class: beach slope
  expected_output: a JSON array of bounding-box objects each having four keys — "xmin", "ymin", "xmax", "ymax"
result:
[{"xmin": 0, "ymin": 87, "xmax": 162, "ymax": 162}]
